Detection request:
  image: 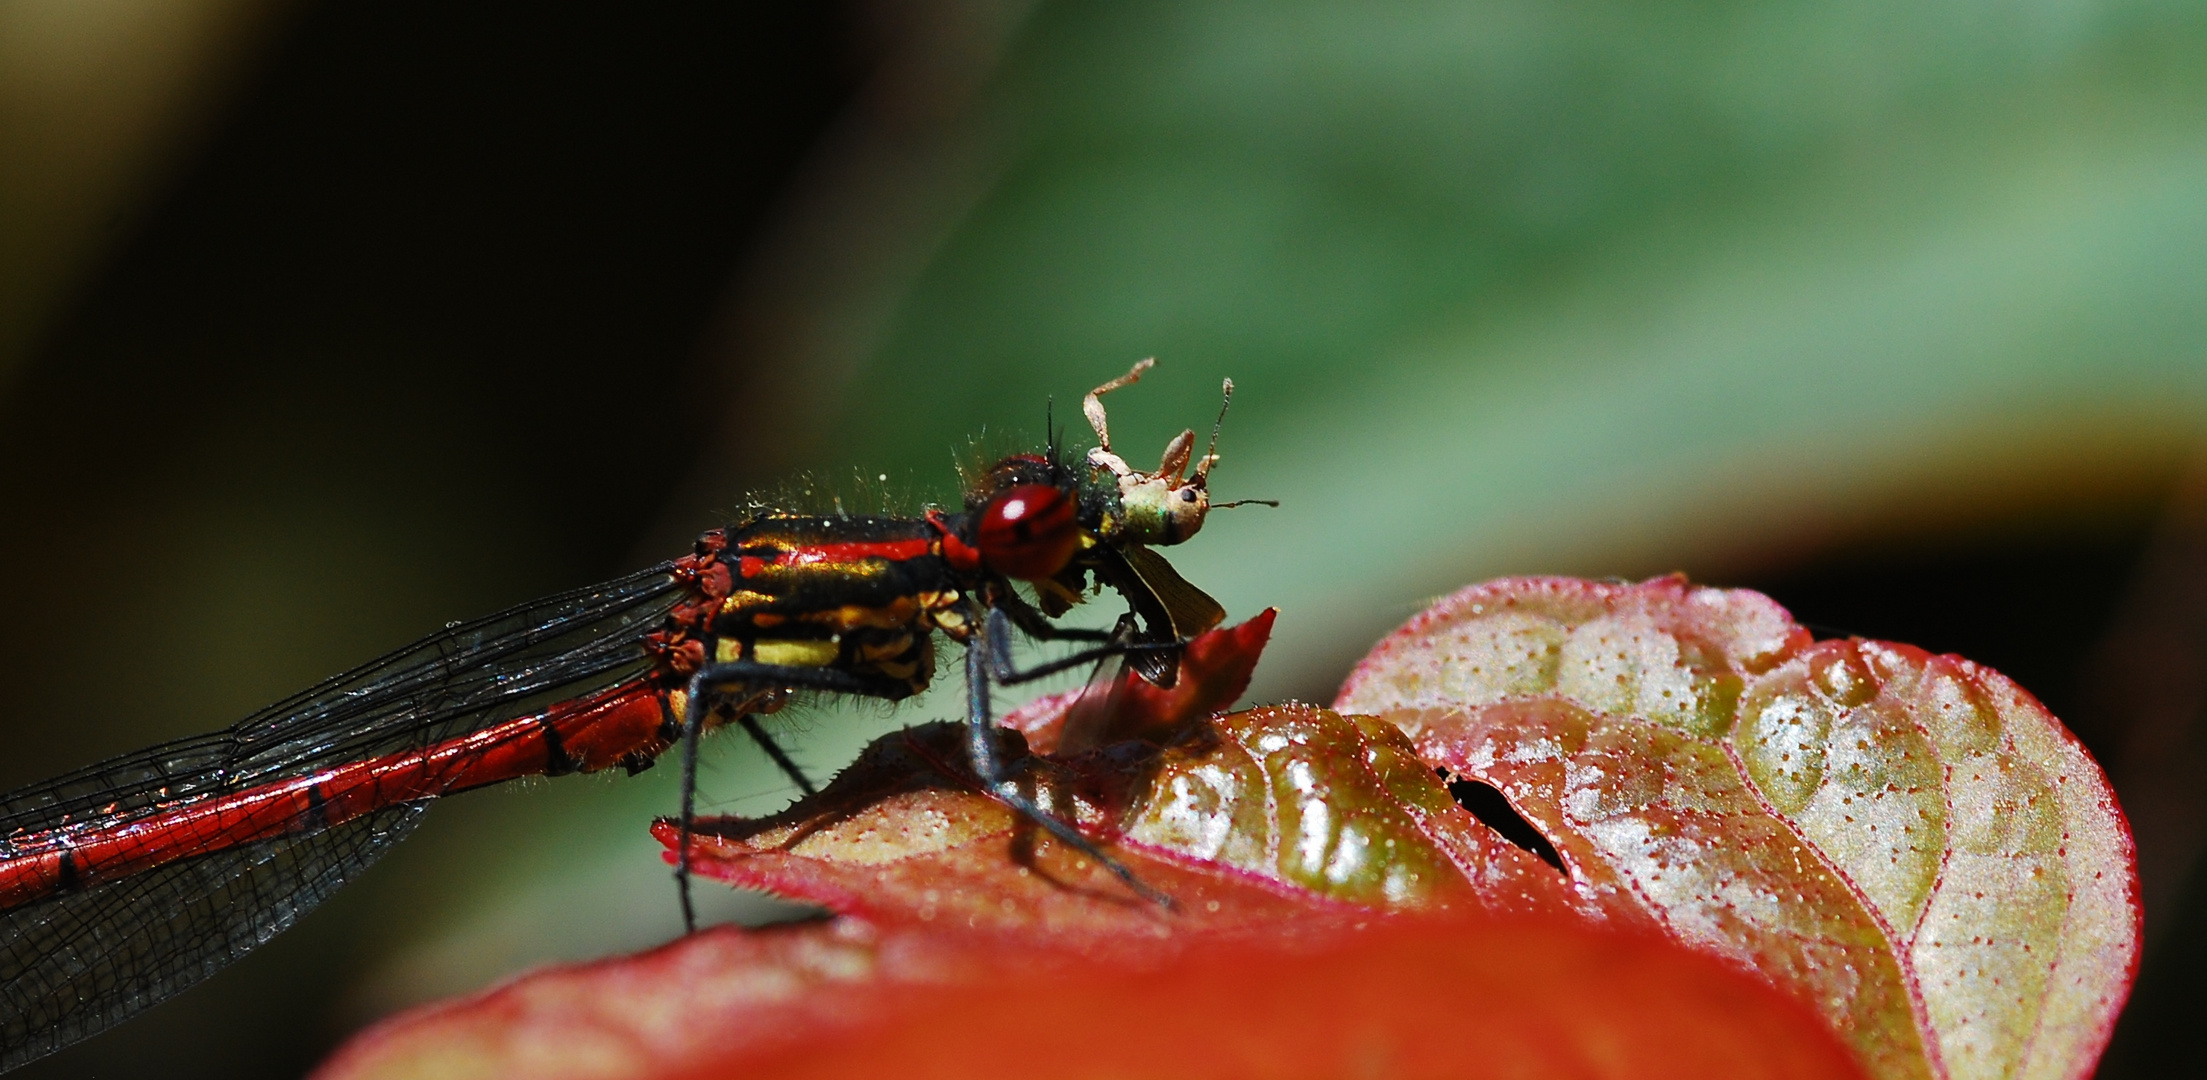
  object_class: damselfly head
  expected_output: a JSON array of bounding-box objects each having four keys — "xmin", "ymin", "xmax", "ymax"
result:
[{"xmin": 1082, "ymin": 360, "xmax": 1252, "ymax": 547}]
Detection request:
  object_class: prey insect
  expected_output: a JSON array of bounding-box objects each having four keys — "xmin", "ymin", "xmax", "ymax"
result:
[{"xmin": 0, "ymin": 360, "xmax": 1261, "ymax": 1072}]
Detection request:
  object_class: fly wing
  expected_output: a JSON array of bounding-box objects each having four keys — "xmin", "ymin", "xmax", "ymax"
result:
[
  {"xmin": 0, "ymin": 803, "xmax": 423, "ymax": 1072},
  {"xmin": 0, "ymin": 564, "xmax": 689, "ymax": 1071},
  {"xmin": 1120, "ymin": 545, "xmax": 1226, "ymax": 639},
  {"xmin": 1093, "ymin": 545, "xmax": 1227, "ymax": 688}
]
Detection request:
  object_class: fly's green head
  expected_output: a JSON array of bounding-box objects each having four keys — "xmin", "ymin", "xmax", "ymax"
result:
[
  {"xmin": 1079, "ymin": 359, "xmax": 1272, "ymax": 548},
  {"xmin": 1095, "ymin": 427, "xmax": 1209, "ymax": 546}
]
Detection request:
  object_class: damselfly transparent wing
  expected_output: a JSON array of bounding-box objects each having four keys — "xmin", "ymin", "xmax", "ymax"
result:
[
  {"xmin": 0, "ymin": 804, "xmax": 424, "ymax": 1070},
  {"xmin": 0, "ymin": 565, "xmax": 687, "ymax": 1071}
]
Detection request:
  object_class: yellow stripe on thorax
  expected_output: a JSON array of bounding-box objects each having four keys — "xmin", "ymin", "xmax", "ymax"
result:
[{"xmin": 752, "ymin": 638, "xmax": 841, "ymax": 668}]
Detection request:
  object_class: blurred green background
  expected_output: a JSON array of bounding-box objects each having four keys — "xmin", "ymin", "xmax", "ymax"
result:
[{"xmin": 4, "ymin": 0, "xmax": 2205, "ymax": 1075}]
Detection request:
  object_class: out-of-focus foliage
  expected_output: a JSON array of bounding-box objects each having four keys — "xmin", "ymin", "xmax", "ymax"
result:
[
  {"xmin": 0, "ymin": 0, "xmax": 279, "ymax": 385},
  {"xmin": 767, "ymin": 0, "xmax": 2207, "ymax": 703}
]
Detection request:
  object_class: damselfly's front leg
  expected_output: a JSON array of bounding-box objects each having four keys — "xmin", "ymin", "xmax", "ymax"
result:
[
  {"xmin": 963, "ymin": 612, "xmax": 1173, "ymax": 908},
  {"xmin": 990, "ymin": 588, "xmax": 1120, "ymax": 644},
  {"xmin": 983, "ymin": 604, "xmax": 1183, "ymax": 687}
]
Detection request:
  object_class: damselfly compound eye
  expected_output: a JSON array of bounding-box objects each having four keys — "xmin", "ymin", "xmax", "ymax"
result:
[{"xmin": 977, "ymin": 483, "xmax": 1079, "ymax": 580}]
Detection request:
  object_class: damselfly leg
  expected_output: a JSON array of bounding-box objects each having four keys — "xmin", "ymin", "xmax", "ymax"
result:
[
  {"xmin": 983, "ymin": 605, "xmax": 1181, "ymax": 687},
  {"xmin": 669, "ymin": 616, "xmax": 1184, "ymax": 929},
  {"xmin": 960, "ymin": 611, "xmax": 1177, "ymax": 909},
  {"xmin": 672, "ymin": 663, "xmax": 914, "ymax": 931},
  {"xmin": 735, "ymin": 715, "xmax": 817, "ymax": 798}
]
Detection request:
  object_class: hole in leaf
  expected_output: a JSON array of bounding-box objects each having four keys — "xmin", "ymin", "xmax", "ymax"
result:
[{"xmin": 1441, "ymin": 770, "xmax": 1565, "ymax": 872}]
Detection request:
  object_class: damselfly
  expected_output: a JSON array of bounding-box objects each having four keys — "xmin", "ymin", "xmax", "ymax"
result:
[{"xmin": 0, "ymin": 360, "xmax": 1265, "ymax": 1072}]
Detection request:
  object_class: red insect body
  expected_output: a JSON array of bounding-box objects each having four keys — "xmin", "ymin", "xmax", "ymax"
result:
[
  {"xmin": 738, "ymin": 539, "xmax": 936, "ymax": 578},
  {"xmin": 0, "ymin": 684, "xmax": 671, "ymax": 912}
]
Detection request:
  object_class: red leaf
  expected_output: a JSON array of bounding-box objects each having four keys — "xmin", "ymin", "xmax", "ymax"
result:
[
  {"xmin": 315, "ymin": 914, "xmax": 1866, "ymax": 1080},
  {"xmin": 1336, "ymin": 575, "xmax": 2140, "ymax": 1080}
]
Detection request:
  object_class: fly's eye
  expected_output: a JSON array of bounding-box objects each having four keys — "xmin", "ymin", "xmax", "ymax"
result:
[{"xmin": 976, "ymin": 483, "xmax": 1080, "ymax": 581}]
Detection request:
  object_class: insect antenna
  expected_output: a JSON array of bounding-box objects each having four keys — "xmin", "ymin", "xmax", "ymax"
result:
[
  {"xmin": 1192, "ymin": 377, "xmax": 1234, "ymax": 482},
  {"xmin": 1188, "ymin": 378, "xmax": 1278, "ymax": 509}
]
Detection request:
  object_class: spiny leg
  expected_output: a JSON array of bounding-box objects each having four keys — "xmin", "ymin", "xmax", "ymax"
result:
[
  {"xmin": 990, "ymin": 588, "xmax": 1118, "ymax": 643},
  {"xmin": 675, "ymin": 685, "xmax": 708, "ymax": 934},
  {"xmin": 674, "ymin": 661, "xmax": 912, "ymax": 932},
  {"xmin": 963, "ymin": 616, "xmax": 1174, "ymax": 908},
  {"xmin": 737, "ymin": 715, "xmax": 818, "ymax": 798},
  {"xmin": 984, "ymin": 604, "xmax": 1181, "ymax": 687}
]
